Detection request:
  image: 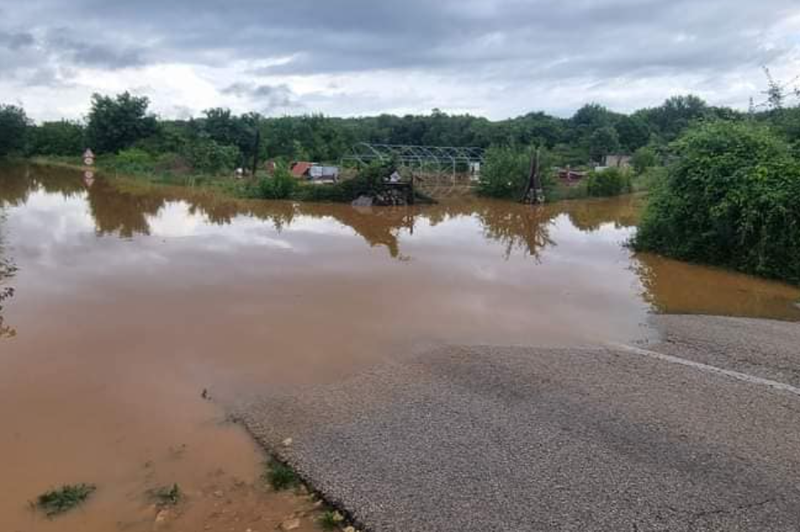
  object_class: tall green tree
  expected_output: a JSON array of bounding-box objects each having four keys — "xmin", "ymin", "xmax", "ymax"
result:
[
  {"xmin": 589, "ymin": 126, "xmax": 621, "ymax": 162},
  {"xmin": 86, "ymin": 92, "xmax": 158, "ymax": 154},
  {"xmin": 636, "ymin": 95, "xmax": 709, "ymax": 142},
  {"xmin": 615, "ymin": 115, "xmax": 651, "ymax": 152},
  {"xmin": 0, "ymin": 104, "xmax": 29, "ymax": 158}
]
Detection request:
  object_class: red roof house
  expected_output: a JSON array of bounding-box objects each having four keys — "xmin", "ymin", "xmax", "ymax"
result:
[{"xmin": 291, "ymin": 162, "xmax": 313, "ymax": 178}]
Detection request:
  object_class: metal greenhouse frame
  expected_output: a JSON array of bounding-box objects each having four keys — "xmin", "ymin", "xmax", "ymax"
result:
[{"xmin": 342, "ymin": 143, "xmax": 485, "ymax": 176}]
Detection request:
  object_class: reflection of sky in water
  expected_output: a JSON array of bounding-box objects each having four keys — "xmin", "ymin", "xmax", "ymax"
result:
[
  {"xmin": 3, "ymin": 175, "xmax": 799, "ymax": 346},
  {"xmin": 2, "ymin": 188, "xmax": 639, "ymax": 296}
]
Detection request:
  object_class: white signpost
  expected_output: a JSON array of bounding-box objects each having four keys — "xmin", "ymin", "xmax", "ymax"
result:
[
  {"xmin": 83, "ymin": 149, "xmax": 95, "ymax": 167},
  {"xmin": 83, "ymin": 149, "xmax": 95, "ymax": 186}
]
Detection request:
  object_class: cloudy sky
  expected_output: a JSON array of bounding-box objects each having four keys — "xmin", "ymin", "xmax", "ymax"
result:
[{"xmin": 1, "ymin": 0, "xmax": 799, "ymax": 122}]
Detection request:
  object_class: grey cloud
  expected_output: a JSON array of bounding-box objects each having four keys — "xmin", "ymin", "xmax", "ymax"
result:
[
  {"xmin": 15, "ymin": 0, "xmax": 796, "ymax": 76},
  {"xmin": 0, "ymin": 30, "xmax": 35, "ymax": 50},
  {"xmin": 46, "ymin": 32, "xmax": 146, "ymax": 69},
  {"xmin": 47, "ymin": 0, "xmax": 796, "ymax": 79},
  {"xmin": 0, "ymin": 0, "xmax": 798, "ymax": 116},
  {"xmin": 222, "ymin": 82, "xmax": 299, "ymax": 110}
]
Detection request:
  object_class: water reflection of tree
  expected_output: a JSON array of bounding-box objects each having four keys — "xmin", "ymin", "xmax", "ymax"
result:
[
  {"xmin": 87, "ymin": 178, "xmax": 166, "ymax": 238},
  {"xmin": 0, "ymin": 164, "xmax": 33, "ymax": 207},
  {"xmin": 474, "ymin": 203, "xmax": 558, "ymax": 260},
  {"xmin": 562, "ymin": 196, "xmax": 642, "ymax": 233},
  {"xmin": 33, "ymin": 165, "xmax": 87, "ymax": 199},
  {"xmin": 326, "ymin": 206, "xmax": 416, "ymax": 259},
  {"xmin": 4, "ymin": 163, "xmax": 615, "ymax": 262}
]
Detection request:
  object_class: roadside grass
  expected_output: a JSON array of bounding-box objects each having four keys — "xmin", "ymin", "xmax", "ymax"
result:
[
  {"xmin": 33, "ymin": 483, "xmax": 96, "ymax": 518},
  {"xmin": 263, "ymin": 459, "xmax": 299, "ymax": 491},
  {"xmin": 148, "ymin": 483, "xmax": 182, "ymax": 507}
]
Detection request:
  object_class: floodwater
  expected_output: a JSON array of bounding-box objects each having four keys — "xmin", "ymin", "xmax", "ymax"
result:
[{"xmin": 1, "ymin": 164, "xmax": 799, "ymax": 532}]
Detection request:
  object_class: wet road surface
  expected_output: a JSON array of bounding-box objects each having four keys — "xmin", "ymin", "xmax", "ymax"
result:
[{"xmin": 239, "ymin": 315, "xmax": 800, "ymax": 531}]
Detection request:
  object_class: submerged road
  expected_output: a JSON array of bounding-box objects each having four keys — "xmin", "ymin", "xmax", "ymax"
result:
[{"xmin": 239, "ymin": 316, "xmax": 800, "ymax": 531}]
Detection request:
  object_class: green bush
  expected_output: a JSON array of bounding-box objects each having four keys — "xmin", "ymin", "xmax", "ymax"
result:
[
  {"xmin": 477, "ymin": 146, "xmax": 529, "ymax": 199},
  {"xmin": 632, "ymin": 166, "xmax": 667, "ymax": 192},
  {"xmin": 631, "ymin": 146, "xmax": 659, "ymax": 174},
  {"xmin": 634, "ymin": 120, "xmax": 800, "ymax": 284},
  {"xmin": 183, "ymin": 137, "xmax": 240, "ymax": 174},
  {"xmin": 585, "ymin": 167, "xmax": 632, "ymax": 197},
  {"xmin": 250, "ymin": 165, "xmax": 298, "ymax": 200},
  {"xmin": 112, "ymin": 148, "xmax": 156, "ymax": 173},
  {"xmin": 26, "ymin": 121, "xmax": 85, "ymax": 157}
]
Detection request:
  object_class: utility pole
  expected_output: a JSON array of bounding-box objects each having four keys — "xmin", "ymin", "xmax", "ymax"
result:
[{"xmin": 521, "ymin": 147, "xmax": 545, "ymax": 204}]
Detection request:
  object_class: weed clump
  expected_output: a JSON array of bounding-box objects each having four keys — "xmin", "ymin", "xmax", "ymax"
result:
[
  {"xmin": 34, "ymin": 483, "xmax": 96, "ymax": 517},
  {"xmin": 319, "ymin": 509, "xmax": 345, "ymax": 530},
  {"xmin": 149, "ymin": 483, "xmax": 182, "ymax": 507},
  {"xmin": 263, "ymin": 460, "xmax": 299, "ymax": 491}
]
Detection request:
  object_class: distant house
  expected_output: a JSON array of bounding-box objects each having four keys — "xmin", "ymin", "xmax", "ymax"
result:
[
  {"xmin": 290, "ymin": 161, "xmax": 339, "ymax": 183},
  {"xmin": 308, "ymin": 165, "xmax": 340, "ymax": 182},
  {"xmin": 557, "ymin": 167, "xmax": 587, "ymax": 182},
  {"xmin": 602, "ymin": 154, "xmax": 632, "ymax": 169},
  {"xmin": 291, "ymin": 161, "xmax": 314, "ymax": 178}
]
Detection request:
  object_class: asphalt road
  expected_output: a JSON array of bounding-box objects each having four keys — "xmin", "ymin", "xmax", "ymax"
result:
[{"xmin": 238, "ymin": 316, "xmax": 800, "ymax": 531}]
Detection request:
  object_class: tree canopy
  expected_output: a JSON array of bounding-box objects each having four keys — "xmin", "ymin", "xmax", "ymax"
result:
[
  {"xmin": 0, "ymin": 105, "xmax": 29, "ymax": 158},
  {"xmin": 86, "ymin": 92, "xmax": 158, "ymax": 154}
]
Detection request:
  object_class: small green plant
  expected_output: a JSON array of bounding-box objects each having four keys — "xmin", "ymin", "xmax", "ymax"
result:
[
  {"xmin": 149, "ymin": 483, "xmax": 182, "ymax": 507},
  {"xmin": 34, "ymin": 483, "xmax": 97, "ymax": 517},
  {"xmin": 319, "ymin": 510, "xmax": 345, "ymax": 530},
  {"xmin": 263, "ymin": 460, "xmax": 299, "ymax": 491}
]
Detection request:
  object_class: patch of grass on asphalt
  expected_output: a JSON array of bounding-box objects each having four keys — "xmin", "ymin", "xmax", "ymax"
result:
[
  {"xmin": 263, "ymin": 459, "xmax": 299, "ymax": 491},
  {"xmin": 149, "ymin": 483, "xmax": 182, "ymax": 507},
  {"xmin": 318, "ymin": 509, "xmax": 345, "ymax": 530},
  {"xmin": 34, "ymin": 483, "xmax": 97, "ymax": 517}
]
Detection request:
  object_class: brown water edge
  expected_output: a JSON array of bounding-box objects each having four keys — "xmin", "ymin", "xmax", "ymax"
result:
[{"xmin": 0, "ymin": 164, "xmax": 799, "ymax": 532}]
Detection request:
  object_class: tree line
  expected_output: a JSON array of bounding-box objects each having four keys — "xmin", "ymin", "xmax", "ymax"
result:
[{"xmin": 0, "ymin": 91, "xmax": 775, "ymax": 171}]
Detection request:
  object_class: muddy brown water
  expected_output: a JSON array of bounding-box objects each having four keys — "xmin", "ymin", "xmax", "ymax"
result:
[{"xmin": 1, "ymin": 164, "xmax": 799, "ymax": 531}]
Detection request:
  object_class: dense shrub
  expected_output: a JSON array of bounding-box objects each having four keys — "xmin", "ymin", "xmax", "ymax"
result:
[
  {"xmin": 631, "ymin": 146, "xmax": 659, "ymax": 174},
  {"xmin": 111, "ymin": 148, "xmax": 156, "ymax": 173},
  {"xmin": 477, "ymin": 146, "xmax": 561, "ymax": 199},
  {"xmin": 632, "ymin": 166, "xmax": 667, "ymax": 192},
  {"xmin": 26, "ymin": 121, "xmax": 85, "ymax": 156},
  {"xmin": 634, "ymin": 121, "xmax": 800, "ymax": 285},
  {"xmin": 477, "ymin": 146, "xmax": 529, "ymax": 199},
  {"xmin": 248, "ymin": 165, "xmax": 298, "ymax": 200},
  {"xmin": 183, "ymin": 137, "xmax": 240, "ymax": 174},
  {"xmin": 585, "ymin": 167, "xmax": 632, "ymax": 197}
]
